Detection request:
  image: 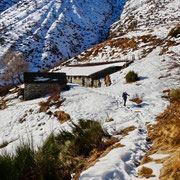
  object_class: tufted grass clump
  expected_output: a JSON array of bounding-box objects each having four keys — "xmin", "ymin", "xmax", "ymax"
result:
[
  {"xmin": 0, "ymin": 119, "xmax": 114, "ymax": 180},
  {"xmin": 138, "ymin": 166, "xmax": 155, "ymax": 178},
  {"xmin": 0, "ymin": 144, "xmax": 37, "ymax": 180},
  {"xmin": 125, "ymin": 71, "xmax": 140, "ymax": 83},
  {"xmin": 169, "ymin": 89, "xmax": 180, "ymax": 102}
]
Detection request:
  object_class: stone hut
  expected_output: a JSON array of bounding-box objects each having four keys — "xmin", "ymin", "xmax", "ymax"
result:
[
  {"xmin": 59, "ymin": 61, "xmax": 128, "ymax": 87},
  {"xmin": 24, "ymin": 72, "xmax": 67, "ymax": 100}
]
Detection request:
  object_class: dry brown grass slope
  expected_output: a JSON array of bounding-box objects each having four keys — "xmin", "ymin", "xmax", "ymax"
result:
[{"xmin": 139, "ymin": 89, "xmax": 180, "ymax": 180}]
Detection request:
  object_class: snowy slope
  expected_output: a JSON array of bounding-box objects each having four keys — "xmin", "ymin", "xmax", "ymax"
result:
[
  {"xmin": 0, "ymin": 0, "xmax": 126, "ymax": 71},
  {"xmin": 70, "ymin": 0, "xmax": 180, "ymax": 64},
  {"xmin": 0, "ymin": 0, "xmax": 180, "ymax": 179},
  {"xmin": 0, "ymin": 0, "xmax": 20, "ymax": 14},
  {"xmin": 0, "ymin": 48, "xmax": 179, "ymax": 179}
]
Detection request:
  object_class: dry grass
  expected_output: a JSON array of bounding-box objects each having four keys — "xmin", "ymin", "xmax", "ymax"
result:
[
  {"xmin": 139, "ymin": 100, "xmax": 180, "ymax": 179},
  {"xmin": 38, "ymin": 94, "xmax": 66, "ymax": 113},
  {"xmin": 73, "ymin": 125, "xmax": 137, "ymax": 179},
  {"xmin": 38, "ymin": 93, "xmax": 68, "ymax": 123},
  {"xmin": 0, "ymin": 139, "xmax": 17, "ymax": 149},
  {"xmin": 117, "ymin": 126, "xmax": 136, "ymax": 136},
  {"xmin": 55, "ymin": 110, "xmax": 71, "ymax": 124},
  {"xmin": 130, "ymin": 94, "xmax": 143, "ymax": 104},
  {"xmin": 130, "ymin": 98, "xmax": 142, "ymax": 104},
  {"xmin": 0, "ymin": 141, "xmax": 9, "ymax": 149},
  {"xmin": 138, "ymin": 166, "xmax": 155, "ymax": 178},
  {"xmin": 74, "ymin": 33, "xmax": 164, "ymax": 62},
  {"xmin": 168, "ymin": 24, "xmax": 180, "ymax": 38},
  {"xmin": 170, "ymin": 89, "xmax": 180, "ymax": 102},
  {"xmin": 74, "ymin": 138, "xmax": 124, "ymax": 180},
  {"xmin": 160, "ymin": 40, "xmax": 180, "ymax": 55},
  {"xmin": 160, "ymin": 150, "xmax": 180, "ymax": 180},
  {"xmin": 0, "ymin": 100, "xmax": 7, "ymax": 109},
  {"xmin": 0, "ymin": 86, "xmax": 24, "ymax": 109},
  {"xmin": 18, "ymin": 114, "xmax": 27, "ymax": 123},
  {"xmin": 106, "ymin": 118, "xmax": 114, "ymax": 122}
]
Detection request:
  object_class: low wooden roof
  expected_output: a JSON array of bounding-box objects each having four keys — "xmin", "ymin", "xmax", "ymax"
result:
[{"xmin": 58, "ymin": 61, "xmax": 127, "ymax": 77}]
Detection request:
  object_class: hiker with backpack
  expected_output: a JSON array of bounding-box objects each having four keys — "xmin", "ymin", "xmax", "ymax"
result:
[{"xmin": 122, "ymin": 91, "xmax": 130, "ymax": 106}]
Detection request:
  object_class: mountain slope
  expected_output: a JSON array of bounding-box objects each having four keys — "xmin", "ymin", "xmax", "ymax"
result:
[
  {"xmin": 0, "ymin": 0, "xmax": 126, "ymax": 71},
  {"xmin": 0, "ymin": 0, "xmax": 20, "ymax": 14},
  {"xmin": 69, "ymin": 0, "xmax": 180, "ymax": 64}
]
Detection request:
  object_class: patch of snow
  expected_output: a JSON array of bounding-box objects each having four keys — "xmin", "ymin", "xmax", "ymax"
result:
[{"xmin": 149, "ymin": 154, "xmax": 170, "ymax": 160}]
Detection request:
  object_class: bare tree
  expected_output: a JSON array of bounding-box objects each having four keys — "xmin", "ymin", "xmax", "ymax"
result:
[{"xmin": 1, "ymin": 51, "xmax": 29, "ymax": 85}]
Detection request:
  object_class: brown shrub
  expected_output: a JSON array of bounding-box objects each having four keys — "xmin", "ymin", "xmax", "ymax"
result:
[
  {"xmin": 38, "ymin": 93, "xmax": 66, "ymax": 113},
  {"xmin": 38, "ymin": 101, "xmax": 49, "ymax": 112},
  {"xmin": 55, "ymin": 110, "xmax": 71, "ymax": 124},
  {"xmin": 0, "ymin": 85, "xmax": 11, "ymax": 96},
  {"xmin": 0, "ymin": 141, "xmax": 9, "ymax": 149},
  {"xmin": 168, "ymin": 24, "xmax": 180, "ymax": 38},
  {"xmin": 170, "ymin": 89, "xmax": 180, "ymax": 102},
  {"xmin": 0, "ymin": 101, "xmax": 7, "ymax": 110},
  {"xmin": 92, "ymin": 49, "xmax": 99, "ymax": 57},
  {"xmin": 130, "ymin": 94, "xmax": 143, "ymax": 104}
]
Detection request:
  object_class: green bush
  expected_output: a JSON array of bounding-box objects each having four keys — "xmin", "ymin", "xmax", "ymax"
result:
[
  {"xmin": 0, "ymin": 153, "xmax": 14, "ymax": 180},
  {"xmin": 0, "ymin": 144, "xmax": 36, "ymax": 180},
  {"xmin": 125, "ymin": 71, "xmax": 140, "ymax": 83},
  {"xmin": 170, "ymin": 89, "xmax": 180, "ymax": 102}
]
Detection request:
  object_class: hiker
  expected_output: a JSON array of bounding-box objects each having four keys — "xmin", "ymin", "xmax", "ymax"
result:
[{"xmin": 122, "ymin": 91, "xmax": 130, "ymax": 106}]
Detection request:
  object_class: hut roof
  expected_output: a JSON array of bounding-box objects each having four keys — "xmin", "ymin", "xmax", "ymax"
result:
[{"xmin": 58, "ymin": 61, "xmax": 126, "ymax": 76}]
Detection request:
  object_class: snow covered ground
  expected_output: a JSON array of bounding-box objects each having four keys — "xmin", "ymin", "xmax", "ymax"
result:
[{"xmin": 0, "ymin": 48, "xmax": 179, "ymax": 179}]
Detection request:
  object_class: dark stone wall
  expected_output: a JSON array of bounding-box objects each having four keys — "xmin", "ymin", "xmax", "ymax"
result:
[{"xmin": 24, "ymin": 83, "xmax": 64, "ymax": 100}]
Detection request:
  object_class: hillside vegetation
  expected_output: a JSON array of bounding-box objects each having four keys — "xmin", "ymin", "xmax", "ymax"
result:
[{"xmin": 139, "ymin": 89, "xmax": 180, "ymax": 179}]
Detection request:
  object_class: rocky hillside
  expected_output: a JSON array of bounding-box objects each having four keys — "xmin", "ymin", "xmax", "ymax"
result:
[
  {"xmin": 69, "ymin": 0, "xmax": 180, "ymax": 65},
  {"xmin": 0, "ymin": 0, "xmax": 126, "ymax": 71},
  {"xmin": 0, "ymin": 0, "xmax": 20, "ymax": 14}
]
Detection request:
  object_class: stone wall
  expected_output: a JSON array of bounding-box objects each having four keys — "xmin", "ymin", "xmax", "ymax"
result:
[
  {"xmin": 67, "ymin": 75, "xmax": 102, "ymax": 88},
  {"xmin": 24, "ymin": 83, "xmax": 63, "ymax": 100}
]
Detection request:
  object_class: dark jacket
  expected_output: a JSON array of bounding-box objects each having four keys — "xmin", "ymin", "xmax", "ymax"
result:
[{"xmin": 122, "ymin": 92, "xmax": 129, "ymax": 99}]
